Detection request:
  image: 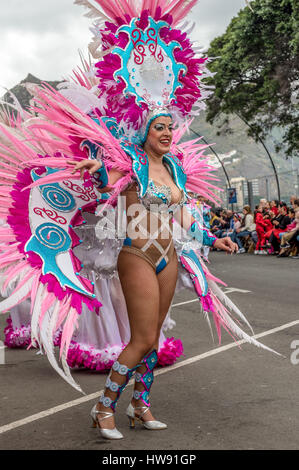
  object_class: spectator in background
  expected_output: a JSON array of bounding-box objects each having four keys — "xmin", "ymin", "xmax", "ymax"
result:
[
  {"xmin": 289, "ymin": 210, "xmax": 299, "ymax": 259},
  {"xmin": 213, "ymin": 210, "xmax": 230, "ymax": 238},
  {"xmin": 292, "ymin": 199, "xmax": 299, "ymax": 210},
  {"xmin": 226, "ymin": 210, "xmax": 234, "ymax": 230},
  {"xmin": 259, "ymin": 199, "xmax": 268, "ymax": 210},
  {"xmin": 266, "ymin": 202, "xmax": 291, "ymax": 253},
  {"xmin": 254, "ymin": 205, "xmax": 269, "ymax": 254},
  {"xmin": 220, "ymin": 210, "xmax": 234, "ymax": 238},
  {"xmin": 269, "ymin": 200, "xmax": 279, "ymax": 216},
  {"xmin": 277, "ymin": 208, "xmax": 297, "ymax": 257},
  {"xmin": 290, "ymin": 195, "xmax": 297, "ymax": 208},
  {"xmin": 198, "ymin": 196, "xmax": 212, "ymax": 261},
  {"xmin": 228, "ymin": 214, "xmax": 242, "ymax": 243},
  {"xmin": 209, "ymin": 208, "xmax": 221, "ymax": 233},
  {"xmin": 235, "ymin": 205, "xmax": 256, "ymax": 253}
]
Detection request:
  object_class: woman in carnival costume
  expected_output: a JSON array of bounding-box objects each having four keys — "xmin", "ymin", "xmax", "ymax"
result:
[{"xmin": 0, "ymin": 0, "xmax": 278, "ymax": 440}]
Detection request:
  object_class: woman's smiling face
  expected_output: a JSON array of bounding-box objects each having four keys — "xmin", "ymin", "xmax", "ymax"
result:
[{"xmin": 144, "ymin": 116, "xmax": 173, "ymax": 156}]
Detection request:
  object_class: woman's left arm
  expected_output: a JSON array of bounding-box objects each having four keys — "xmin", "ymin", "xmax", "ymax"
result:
[{"xmin": 175, "ymin": 205, "xmax": 238, "ymax": 253}]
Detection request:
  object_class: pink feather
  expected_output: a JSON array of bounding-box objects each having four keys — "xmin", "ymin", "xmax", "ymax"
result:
[
  {"xmin": 55, "ymin": 296, "xmax": 72, "ymax": 332},
  {"xmin": 59, "ymin": 308, "xmax": 79, "ymax": 360},
  {"xmin": 38, "ymin": 292, "xmax": 56, "ymax": 329}
]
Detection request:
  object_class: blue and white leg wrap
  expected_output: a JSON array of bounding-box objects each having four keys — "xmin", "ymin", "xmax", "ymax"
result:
[
  {"xmin": 133, "ymin": 350, "xmax": 158, "ymax": 407},
  {"xmin": 99, "ymin": 360, "xmax": 138, "ymax": 411}
]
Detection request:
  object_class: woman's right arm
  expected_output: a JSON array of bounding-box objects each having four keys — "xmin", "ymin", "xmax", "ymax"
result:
[
  {"xmin": 68, "ymin": 159, "xmax": 124, "ymax": 193},
  {"xmin": 96, "ymin": 168, "xmax": 125, "ymax": 193}
]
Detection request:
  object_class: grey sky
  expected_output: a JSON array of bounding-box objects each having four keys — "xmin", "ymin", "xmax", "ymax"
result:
[{"xmin": 0, "ymin": 0, "xmax": 247, "ymax": 89}]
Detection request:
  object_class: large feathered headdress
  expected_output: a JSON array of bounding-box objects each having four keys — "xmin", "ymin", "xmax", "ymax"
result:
[{"xmin": 75, "ymin": 0, "xmax": 214, "ymax": 142}]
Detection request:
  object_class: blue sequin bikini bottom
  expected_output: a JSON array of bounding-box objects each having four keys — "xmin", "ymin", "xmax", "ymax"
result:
[{"xmin": 121, "ymin": 236, "xmax": 175, "ymax": 274}]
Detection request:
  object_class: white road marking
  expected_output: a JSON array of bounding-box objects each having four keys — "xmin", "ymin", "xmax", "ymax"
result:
[
  {"xmin": 223, "ymin": 288, "xmax": 252, "ymax": 294},
  {"xmin": 0, "ymin": 318, "xmax": 298, "ymax": 436},
  {"xmin": 172, "ymin": 298, "xmax": 198, "ymax": 307},
  {"xmin": 172, "ymin": 288, "xmax": 251, "ymax": 307}
]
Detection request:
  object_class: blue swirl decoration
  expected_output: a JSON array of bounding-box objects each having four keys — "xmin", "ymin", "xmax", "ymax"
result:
[
  {"xmin": 80, "ymin": 139, "xmax": 101, "ymax": 160},
  {"xmin": 25, "ymin": 223, "xmax": 92, "ymax": 296},
  {"xmin": 31, "ymin": 168, "xmax": 76, "ymax": 212},
  {"xmin": 34, "ymin": 223, "xmax": 70, "ymax": 253}
]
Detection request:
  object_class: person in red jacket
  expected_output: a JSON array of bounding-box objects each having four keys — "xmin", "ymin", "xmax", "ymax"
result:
[
  {"xmin": 260, "ymin": 210, "xmax": 274, "ymax": 251},
  {"xmin": 255, "ymin": 206, "xmax": 272, "ymax": 254},
  {"xmin": 269, "ymin": 200, "xmax": 279, "ymax": 216}
]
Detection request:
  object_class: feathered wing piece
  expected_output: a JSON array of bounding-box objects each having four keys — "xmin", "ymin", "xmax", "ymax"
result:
[
  {"xmin": 0, "ymin": 82, "xmax": 143, "ymax": 393},
  {"xmin": 175, "ymin": 201, "xmax": 281, "ymax": 357},
  {"xmin": 178, "ymin": 246, "xmax": 282, "ymax": 356},
  {"xmin": 0, "ymin": 87, "xmax": 119, "ymax": 393}
]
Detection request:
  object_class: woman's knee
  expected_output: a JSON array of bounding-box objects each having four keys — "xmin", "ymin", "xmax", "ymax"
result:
[{"xmin": 129, "ymin": 337, "xmax": 156, "ymax": 357}]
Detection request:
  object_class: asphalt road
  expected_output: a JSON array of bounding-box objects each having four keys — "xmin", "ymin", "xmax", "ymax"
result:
[{"xmin": 0, "ymin": 252, "xmax": 298, "ymax": 451}]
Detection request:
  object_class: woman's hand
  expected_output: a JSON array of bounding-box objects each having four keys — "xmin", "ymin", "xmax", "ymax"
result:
[
  {"xmin": 67, "ymin": 159, "xmax": 102, "ymax": 179},
  {"xmin": 213, "ymin": 237, "xmax": 238, "ymax": 254}
]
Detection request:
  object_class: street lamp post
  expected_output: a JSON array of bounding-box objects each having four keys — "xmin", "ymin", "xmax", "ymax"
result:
[
  {"xmin": 235, "ymin": 113, "xmax": 281, "ymax": 201},
  {"xmin": 189, "ymin": 127, "xmax": 231, "ymax": 189}
]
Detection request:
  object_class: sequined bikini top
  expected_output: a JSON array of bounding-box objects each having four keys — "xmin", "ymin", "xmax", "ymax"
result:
[{"xmin": 139, "ymin": 178, "xmax": 187, "ymax": 213}]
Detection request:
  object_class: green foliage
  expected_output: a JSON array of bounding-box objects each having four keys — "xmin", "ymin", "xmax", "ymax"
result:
[{"xmin": 206, "ymin": 0, "xmax": 299, "ymax": 157}]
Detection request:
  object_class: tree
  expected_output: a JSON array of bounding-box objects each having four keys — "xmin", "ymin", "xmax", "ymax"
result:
[{"xmin": 205, "ymin": 0, "xmax": 299, "ymax": 157}]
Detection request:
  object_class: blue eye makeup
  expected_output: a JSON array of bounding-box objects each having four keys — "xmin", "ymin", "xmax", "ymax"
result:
[{"xmin": 154, "ymin": 123, "xmax": 174, "ymax": 131}]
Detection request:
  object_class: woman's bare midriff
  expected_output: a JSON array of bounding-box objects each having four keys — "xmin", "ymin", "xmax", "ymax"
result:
[{"xmin": 121, "ymin": 183, "xmax": 174, "ymax": 266}]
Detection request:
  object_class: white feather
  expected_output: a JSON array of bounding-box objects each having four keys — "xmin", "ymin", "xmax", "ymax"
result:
[
  {"xmin": 0, "ymin": 266, "xmax": 31, "ymax": 297},
  {"xmin": 60, "ymin": 307, "xmax": 85, "ymax": 393},
  {"xmin": 162, "ymin": 310, "xmax": 176, "ymax": 331},
  {"xmin": 40, "ymin": 302, "xmax": 84, "ymax": 394},
  {"xmin": 215, "ymin": 303, "xmax": 282, "ymax": 356},
  {"xmin": 58, "ymin": 83, "xmax": 102, "ymax": 114},
  {"xmin": 74, "ymin": 0, "xmax": 110, "ymax": 21},
  {"xmin": 203, "ymin": 309, "xmax": 215, "ymax": 343},
  {"xmin": 207, "ymin": 278, "xmax": 254, "ymax": 334},
  {"xmin": 30, "ymin": 283, "xmax": 46, "ymax": 347},
  {"xmin": 0, "ymin": 277, "xmax": 33, "ymax": 313}
]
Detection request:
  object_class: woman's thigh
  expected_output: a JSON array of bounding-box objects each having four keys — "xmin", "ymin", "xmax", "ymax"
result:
[{"xmin": 117, "ymin": 250, "xmax": 160, "ymax": 344}]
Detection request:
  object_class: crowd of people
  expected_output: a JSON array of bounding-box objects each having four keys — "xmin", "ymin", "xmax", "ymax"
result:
[{"xmin": 202, "ymin": 196, "xmax": 299, "ymax": 259}]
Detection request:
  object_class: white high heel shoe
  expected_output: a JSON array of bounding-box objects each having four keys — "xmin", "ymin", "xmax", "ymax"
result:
[
  {"xmin": 126, "ymin": 403, "xmax": 167, "ymax": 430},
  {"xmin": 90, "ymin": 404, "xmax": 123, "ymax": 440}
]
